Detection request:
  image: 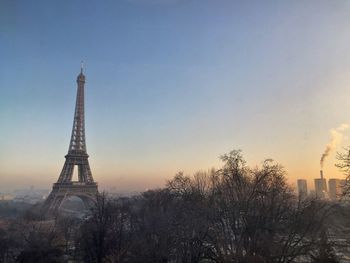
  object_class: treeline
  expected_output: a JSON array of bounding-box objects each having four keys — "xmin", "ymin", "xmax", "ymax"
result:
[{"xmin": 0, "ymin": 150, "xmax": 342, "ymax": 263}]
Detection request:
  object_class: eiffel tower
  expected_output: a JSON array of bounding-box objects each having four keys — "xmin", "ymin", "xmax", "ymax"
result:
[{"xmin": 43, "ymin": 65, "xmax": 98, "ymax": 217}]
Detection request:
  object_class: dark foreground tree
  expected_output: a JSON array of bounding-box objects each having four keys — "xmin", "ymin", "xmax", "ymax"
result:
[
  {"xmin": 76, "ymin": 193, "xmax": 133, "ymax": 263},
  {"xmin": 336, "ymin": 146, "xmax": 350, "ymax": 197},
  {"xmin": 73, "ymin": 150, "xmax": 333, "ymax": 263},
  {"xmin": 0, "ymin": 228, "xmax": 17, "ymax": 263},
  {"xmin": 0, "ymin": 149, "xmax": 335, "ymax": 263},
  {"xmin": 14, "ymin": 220, "xmax": 64, "ymax": 263},
  {"xmin": 310, "ymin": 229, "xmax": 339, "ymax": 263},
  {"xmin": 166, "ymin": 150, "xmax": 330, "ymax": 263}
]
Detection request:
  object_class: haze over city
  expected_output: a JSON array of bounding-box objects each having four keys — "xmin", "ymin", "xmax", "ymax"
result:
[{"xmin": 2, "ymin": 0, "xmax": 350, "ymax": 192}]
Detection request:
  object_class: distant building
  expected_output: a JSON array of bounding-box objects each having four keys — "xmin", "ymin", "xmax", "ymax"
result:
[
  {"xmin": 297, "ymin": 179, "xmax": 308, "ymax": 199},
  {"xmin": 328, "ymin": 179, "xmax": 345, "ymax": 200},
  {"xmin": 0, "ymin": 194, "xmax": 14, "ymax": 201},
  {"xmin": 315, "ymin": 170, "xmax": 327, "ymax": 199},
  {"xmin": 315, "ymin": 179, "xmax": 327, "ymax": 198}
]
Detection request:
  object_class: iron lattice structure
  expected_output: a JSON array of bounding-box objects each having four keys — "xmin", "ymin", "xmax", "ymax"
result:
[{"xmin": 43, "ymin": 66, "xmax": 98, "ymax": 216}]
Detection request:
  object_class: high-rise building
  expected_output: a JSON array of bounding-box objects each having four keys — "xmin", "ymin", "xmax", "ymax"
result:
[
  {"xmin": 297, "ymin": 179, "xmax": 308, "ymax": 199},
  {"xmin": 315, "ymin": 170, "xmax": 327, "ymax": 199},
  {"xmin": 328, "ymin": 179, "xmax": 345, "ymax": 200}
]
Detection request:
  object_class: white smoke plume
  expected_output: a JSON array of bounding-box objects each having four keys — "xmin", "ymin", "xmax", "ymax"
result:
[{"xmin": 320, "ymin": 123, "xmax": 349, "ymax": 168}]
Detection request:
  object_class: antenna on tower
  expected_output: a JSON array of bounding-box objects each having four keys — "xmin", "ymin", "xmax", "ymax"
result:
[{"xmin": 80, "ymin": 61, "xmax": 84, "ymax": 73}]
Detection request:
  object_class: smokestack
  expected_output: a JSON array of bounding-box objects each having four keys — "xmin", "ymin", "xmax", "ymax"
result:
[{"xmin": 320, "ymin": 170, "xmax": 324, "ymax": 179}]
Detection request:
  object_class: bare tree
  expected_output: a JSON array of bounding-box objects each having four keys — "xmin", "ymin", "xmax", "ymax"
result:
[
  {"xmin": 76, "ymin": 192, "xmax": 133, "ymax": 263},
  {"xmin": 14, "ymin": 220, "xmax": 64, "ymax": 263},
  {"xmin": 56, "ymin": 216, "xmax": 80, "ymax": 258},
  {"xmin": 129, "ymin": 189, "xmax": 175, "ymax": 262},
  {"xmin": 1, "ymin": 149, "xmax": 338, "ymax": 263},
  {"xmin": 187, "ymin": 150, "xmax": 330, "ymax": 263},
  {"xmin": 336, "ymin": 147, "xmax": 350, "ymax": 196}
]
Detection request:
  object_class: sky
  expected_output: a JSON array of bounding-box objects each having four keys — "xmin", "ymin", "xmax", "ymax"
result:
[{"xmin": 2, "ymin": 0, "xmax": 350, "ymax": 192}]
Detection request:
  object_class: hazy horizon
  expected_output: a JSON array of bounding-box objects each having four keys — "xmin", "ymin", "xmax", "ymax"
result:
[{"xmin": 2, "ymin": 0, "xmax": 350, "ymax": 192}]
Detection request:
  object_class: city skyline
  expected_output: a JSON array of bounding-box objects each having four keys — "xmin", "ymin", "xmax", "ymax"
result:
[{"xmin": 2, "ymin": 1, "xmax": 350, "ymax": 192}]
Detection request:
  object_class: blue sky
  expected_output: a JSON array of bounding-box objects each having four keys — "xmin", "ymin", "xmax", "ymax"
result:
[{"xmin": 2, "ymin": 0, "xmax": 350, "ymax": 191}]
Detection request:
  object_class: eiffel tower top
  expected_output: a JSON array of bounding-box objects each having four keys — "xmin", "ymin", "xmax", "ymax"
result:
[
  {"xmin": 68, "ymin": 65, "xmax": 87, "ymax": 154},
  {"xmin": 77, "ymin": 61, "xmax": 85, "ymax": 83}
]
